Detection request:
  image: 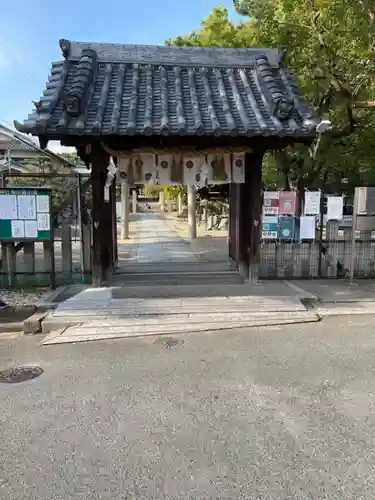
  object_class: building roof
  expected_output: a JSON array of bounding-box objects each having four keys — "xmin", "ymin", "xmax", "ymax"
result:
[
  {"xmin": 14, "ymin": 39, "xmax": 318, "ymax": 141},
  {"xmin": 0, "ymin": 124, "xmax": 78, "ymax": 168},
  {"xmin": 0, "ymin": 132, "xmax": 37, "ymax": 152}
]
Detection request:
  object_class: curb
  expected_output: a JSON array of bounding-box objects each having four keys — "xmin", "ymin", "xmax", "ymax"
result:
[{"xmin": 0, "ymin": 305, "xmax": 36, "ymax": 318}]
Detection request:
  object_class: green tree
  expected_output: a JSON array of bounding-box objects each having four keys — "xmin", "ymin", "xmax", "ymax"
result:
[
  {"xmin": 168, "ymin": 3, "xmax": 375, "ymax": 193},
  {"xmin": 162, "ymin": 185, "xmax": 187, "ymax": 201}
]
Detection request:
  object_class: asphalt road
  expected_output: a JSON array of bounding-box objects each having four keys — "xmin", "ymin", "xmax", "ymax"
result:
[{"xmin": 1, "ymin": 316, "xmax": 375, "ymax": 499}]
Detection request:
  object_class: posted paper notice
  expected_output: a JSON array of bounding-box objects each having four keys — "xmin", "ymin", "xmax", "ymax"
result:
[
  {"xmin": 11, "ymin": 220, "xmax": 24, "ymax": 239},
  {"xmin": 17, "ymin": 195, "xmax": 36, "ymax": 220},
  {"xmin": 304, "ymin": 191, "xmax": 321, "ymax": 215},
  {"xmin": 24, "ymin": 220, "xmax": 38, "ymax": 238},
  {"xmin": 36, "ymin": 195, "xmax": 50, "ymax": 213},
  {"xmin": 37, "ymin": 213, "xmax": 50, "ymax": 231},
  {"xmin": 327, "ymin": 196, "xmax": 343, "ymax": 221},
  {"xmin": 0, "ymin": 195, "xmax": 18, "ymax": 220},
  {"xmin": 299, "ymin": 216, "xmax": 316, "ymax": 240}
]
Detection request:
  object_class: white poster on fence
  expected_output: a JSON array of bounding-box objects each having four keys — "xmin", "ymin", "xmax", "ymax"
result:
[
  {"xmin": 304, "ymin": 191, "xmax": 321, "ymax": 215},
  {"xmin": 299, "ymin": 215, "xmax": 316, "ymax": 240},
  {"xmin": 327, "ymin": 196, "xmax": 343, "ymax": 221}
]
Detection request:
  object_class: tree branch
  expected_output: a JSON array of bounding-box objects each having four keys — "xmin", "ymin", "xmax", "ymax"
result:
[
  {"xmin": 331, "ymin": 104, "xmax": 355, "ymax": 138},
  {"xmin": 353, "ymin": 100, "xmax": 375, "ymax": 108}
]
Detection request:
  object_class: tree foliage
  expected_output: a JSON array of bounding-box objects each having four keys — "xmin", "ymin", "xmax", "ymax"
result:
[
  {"xmin": 162, "ymin": 185, "xmax": 187, "ymax": 201},
  {"xmin": 167, "ymin": 3, "xmax": 375, "ymax": 195}
]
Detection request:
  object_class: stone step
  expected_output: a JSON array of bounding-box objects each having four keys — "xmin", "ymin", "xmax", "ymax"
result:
[
  {"xmin": 42, "ymin": 296, "xmax": 310, "ymax": 333},
  {"xmin": 53, "ymin": 298, "xmax": 306, "ymax": 316},
  {"xmin": 115, "ymin": 261, "xmax": 236, "ymax": 274},
  {"xmin": 41, "ymin": 311, "xmax": 320, "ymax": 344},
  {"xmin": 110, "ymin": 276, "xmax": 244, "ymax": 286}
]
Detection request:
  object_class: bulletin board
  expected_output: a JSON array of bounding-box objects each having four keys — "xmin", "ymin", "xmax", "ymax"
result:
[{"xmin": 0, "ymin": 187, "xmax": 52, "ymax": 241}]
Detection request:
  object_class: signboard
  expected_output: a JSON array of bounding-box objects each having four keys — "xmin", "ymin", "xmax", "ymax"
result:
[
  {"xmin": 356, "ymin": 187, "xmax": 375, "ymax": 215},
  {"xmin": 327, "ymin": 196, "xmax": 343, "ymax": 221},
  {"xmin": 0, "ymin": 187, "xmax": 52, "ymax": 241},
  {"xmin": 299, "ymin": 215, "xmax": 316, "ymax": 240},
  {"xmin": 278, "ymin": 216, "xmax": 296, "ymax": 241},
  {"xmin": 304, "ymin": 191, "xmax": 321, "ymax": 215},
  {"xmin": 261, "ymin": 215, "xmax": 278, "ymax": 239},
  {"xmin": 262, "ymin": 191, "xmax": 279, "ymax": 215},
  {"xmin": 279, "ymin": 191, "xmax": 297, "ymax": 215}
]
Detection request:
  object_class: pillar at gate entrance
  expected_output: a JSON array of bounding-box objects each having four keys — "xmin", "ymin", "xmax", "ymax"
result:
[
  {"xmin": 159, "ymin": 191, "xmax": 165, "ymax": 213},
  {"xmin": 132, "ymin": 190, "xmax": 137, "ymax": 214},
  {"xmin": 177, "ymin": 193, "xmax": 183, "ymax": 215},
  {"xmin": 187, "ymin": 185, "xmax": 197, "ymax": 240},
  {"xmin": 120, "ymin": 180, "xmax": 129, "ymax": 240}
]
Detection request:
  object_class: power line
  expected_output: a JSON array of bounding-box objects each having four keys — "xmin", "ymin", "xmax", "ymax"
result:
[{"xmin": 0, "ymin": 36, "xmax": 39, "ymax": 80}]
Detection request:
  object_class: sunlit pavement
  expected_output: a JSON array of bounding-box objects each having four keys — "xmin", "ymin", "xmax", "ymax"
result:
[{"xmin": 1, "ymin": 315, "xmax": 374, "ymax": 499}]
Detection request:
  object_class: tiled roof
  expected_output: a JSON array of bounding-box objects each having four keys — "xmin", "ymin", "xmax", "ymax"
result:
[
  {"xmin": 15, "ymin": 39, "xmax": 318, "ymax": 139},
  {"xmin": 0, "ymin": 133, "xmax": 37, "ymax": 152}
]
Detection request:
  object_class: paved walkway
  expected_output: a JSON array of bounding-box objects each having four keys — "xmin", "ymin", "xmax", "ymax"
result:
[
  {"xmin": 40, "ymin": 213, "xmax": 321, "ymax": 344},
  {"xmin": 117, "ymin": 213, "xmax": 229, "ymax": 269},
  {"xmin": 117, "ymin": 214, "xmax": 201, "ymax": 267}
]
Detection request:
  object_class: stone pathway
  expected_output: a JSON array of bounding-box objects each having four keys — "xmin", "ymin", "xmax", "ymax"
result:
[
  {"xmin": 40, "ymin": 213, "xmax": 320, "ymax": 344},
  {"xmin": 117, "ymin": 214, "xmax": 199, "ymax": 266},
  {"xmin": 41, "ymin": 287, "xmax": 319, "ymax": 344}
]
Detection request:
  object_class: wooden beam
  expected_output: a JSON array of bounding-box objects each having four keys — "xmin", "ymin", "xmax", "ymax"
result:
[{"xmin": 91, "ymin": 145, "xmax": 113, "ymax": 286}]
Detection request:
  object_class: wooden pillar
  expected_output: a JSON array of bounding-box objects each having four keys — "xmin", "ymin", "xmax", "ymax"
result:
[
  {"xmin": 229, "ymin": 183, "xmax": 240, "ymax": 265},
  {"xmin": 246, "ymin": 152, "xmax": 264, "ymax": 281},
  {"xmin": 111, "ymin": 182, "xmax": 118, "ymax": 268},
  {"xmin": 229, "ymin": 152, "xmax": 263, "ymax": 280},
  {"xmin": 91, "ymin": 146, "xmax": 113, "ymax": 286},
  {"xmin": 23, "ymin": 242, "xmax": 35, "ymax": 274},
  {"xmin": 61, "ymin": 221, "xmax": 73, "ymax": 277},
  {"xmin": 187, "ymin": 185, "xmax": 197, "ymax": 240},
  {"xmin": 120, "ymin": 180, "xmax": 129, "ymax": 240},
  {"xmin": 132, "ymin": 190, "xmax": 137, "ymax": 214}
]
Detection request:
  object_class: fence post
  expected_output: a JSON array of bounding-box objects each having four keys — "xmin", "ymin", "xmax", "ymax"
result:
[
  {"xmin": 23, "ymin": 242, "xmax": 35, "ymax": 274},
  {"xmin": 82, "ymin": 224, "xmax": 92, "ymax": 275},
  {"xmin": 358, "ymin": 229, "xmax": 372, "ymax": 277},
  {"xmin": 342, "ymin": 228, "xmax": 351, "ymax": 274},
  {"xmin": 61, "ymin": 221, "xmax": 72, "ymax": 277},
  {"xmin": 326, "ymin": 221, "xmax": 339, "ymax": 277},
  {"xmin": 43, "ymin": 241, "xmax": 53, "ymax": 276},
  {"xmin": 1, "ymin": 242, "xmax": 16, "ymax": 287}
]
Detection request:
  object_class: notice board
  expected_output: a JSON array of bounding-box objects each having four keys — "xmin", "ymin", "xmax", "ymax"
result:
[{"xmin": 0, "ymin": 187, "xmax": 52, "ymax": 241}]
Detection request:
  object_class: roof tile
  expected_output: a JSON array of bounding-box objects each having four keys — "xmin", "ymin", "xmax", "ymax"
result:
[{"xmin": 16, "ymin": 40, "xmax": 318, "ymax": 139}]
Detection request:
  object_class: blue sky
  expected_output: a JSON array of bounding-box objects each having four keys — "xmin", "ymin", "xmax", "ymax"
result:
[{"xmin": 0, "ymin": 0, "xmax": 240, "ymax": 150}]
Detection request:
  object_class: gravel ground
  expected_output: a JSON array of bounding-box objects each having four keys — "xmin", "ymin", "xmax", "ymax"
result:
[{"xmin": 0, "ymin": 288, "xmax": 50, "ymax": 307}]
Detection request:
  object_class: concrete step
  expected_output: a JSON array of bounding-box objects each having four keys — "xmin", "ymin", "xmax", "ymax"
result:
[
  {"xmin": 42, "ymin": 311, "xmax": 320, "ymax": 344},
  {"xmin": 52, "ymin": 297, "xmax": 307, "ymax": 316},
  {"xmin": 110, "ymin": 276, "xmax": 244, "ymax": 286},
  {"xmin": 110, "ymin": 284, "xmax": 254, "ymax": 299},
  {"xmin": 41, "ymin": 296, "xmax": 312, "ymax": 333},
  {"xmin": 115, "ymin": 261, "xmax": 236, "ymax": 274}
]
